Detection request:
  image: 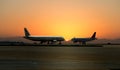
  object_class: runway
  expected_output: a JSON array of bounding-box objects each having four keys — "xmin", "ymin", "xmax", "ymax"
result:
[{"xmin": 0, "ymin": 45, "xmax": 120, "ymax": 70}]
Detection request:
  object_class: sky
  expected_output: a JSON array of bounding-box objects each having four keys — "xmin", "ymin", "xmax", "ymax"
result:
[{"xmin": 0, "ymin": 0, "xmax": 120, "ymax": 40}]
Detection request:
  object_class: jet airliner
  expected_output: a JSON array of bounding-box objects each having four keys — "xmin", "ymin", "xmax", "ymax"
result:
[
  {"xmin": 24, "ymin": 28, "xmax": 65, "ymax": 44},
  {"xmin": 71, "ymin": 32, "xmax": 97, "ymax": 45}
]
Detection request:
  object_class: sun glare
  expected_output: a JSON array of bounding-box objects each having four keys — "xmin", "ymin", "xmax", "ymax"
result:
[{"xmin": 50, "ymin": 21, "xmax": 81, "ymax": 41}]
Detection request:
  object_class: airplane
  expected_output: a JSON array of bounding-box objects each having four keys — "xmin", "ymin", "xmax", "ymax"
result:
[
  {"xmin": 71, "ymin": 32, "xmax": 97, "ymax": 45},
  {"xmin": 23, "ymin": 28, "xmax": 65, "ymax": 44}
]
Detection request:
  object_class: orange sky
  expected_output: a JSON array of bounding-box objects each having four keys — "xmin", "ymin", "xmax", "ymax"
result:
[{"xmin": 0, "ymin": 0, "xmax": 120, "ymax": 40}]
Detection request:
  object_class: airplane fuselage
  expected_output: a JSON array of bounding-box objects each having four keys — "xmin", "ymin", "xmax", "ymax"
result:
[
  {"xmin": 24, "ymin": 36, "xmax": 65, "ymax": 42},
  {"xmin": 71, "ymin": 38, "xmax": 96, "ymax": 43}
]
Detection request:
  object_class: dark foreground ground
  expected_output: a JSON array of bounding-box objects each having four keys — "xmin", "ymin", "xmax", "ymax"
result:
[
  {"xmin": 0, "ymin": 42, "xmax": 104, "ymax": 47},
  {"xmin": 0, "ymin": 45, "xmax": 120, "ymax": 70}
]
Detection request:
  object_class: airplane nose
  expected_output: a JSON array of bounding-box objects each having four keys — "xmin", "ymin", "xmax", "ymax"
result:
[{"xmin": 71, "ymin": 38, "xmax": 75, "ymax": 40}]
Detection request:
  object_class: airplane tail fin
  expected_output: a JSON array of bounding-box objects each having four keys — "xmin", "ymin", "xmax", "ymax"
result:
[
  {"xmin": 24, "ymin": 28, "xmax": 30, "ymax": 37},
  {"xmin": 91, "ymin": 32, "xmax": 96, "ymax": 39}
]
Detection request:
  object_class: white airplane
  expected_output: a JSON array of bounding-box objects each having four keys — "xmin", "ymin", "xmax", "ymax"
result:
[
  {"xmin": 71, "ymin": 32, "xmax": 97, "ymax": 45},
  {"xmin": 23, "ymin": 28, "xmax": 65, "ymax": 44}
]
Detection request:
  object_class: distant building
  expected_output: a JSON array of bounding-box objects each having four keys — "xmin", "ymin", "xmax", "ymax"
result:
[{"xmin": 0, "ymin": 41, "xmax": 24, "ymax": 46}]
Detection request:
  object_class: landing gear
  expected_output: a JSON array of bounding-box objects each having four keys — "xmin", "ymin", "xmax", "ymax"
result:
[
  {"xmin": 47, "ymin": 41, "xmax": 50, "ymax": 44},
  {"xmin": 59, "ymin": 41, "xmax": 62, "ymax": 45},
  {"xmin": 82, "ymin": 42, "xmax": 86, "ymax": 45},
  {"xmin": 33, "ymin": 42, "xmax": 37, "ymax": 45},
  {"xmin": 40, "ymin": 41, "xmax": 44, "ymax": 44},
  {"xmin": 38, "ymin": 41, "xmax": 63, "ymax": 45}
]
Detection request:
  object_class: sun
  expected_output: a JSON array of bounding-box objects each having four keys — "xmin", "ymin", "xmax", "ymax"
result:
[{"xmin": 50, "ymin": 22, "xmax": 80, "ymax": 41}]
